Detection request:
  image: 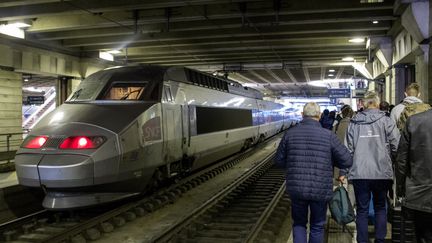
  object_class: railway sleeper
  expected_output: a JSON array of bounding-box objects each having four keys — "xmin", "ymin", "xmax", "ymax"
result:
[{"xmin": 194, "ymin": 229, "xmax": 248, "ymax": 238}]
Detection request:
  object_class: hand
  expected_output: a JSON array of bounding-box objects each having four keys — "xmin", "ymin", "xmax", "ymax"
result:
[{"xmin": 338, "ymin": 176, "xmax": 346, "ymax": 183}]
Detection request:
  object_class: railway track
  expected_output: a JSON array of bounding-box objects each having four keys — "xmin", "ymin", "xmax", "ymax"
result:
[
  {"xmin": 153, "ymin": 153, "xmax": 290, "ymax": 243},
  {"xmin": 0, "ymin": 136, "xmax": 282, "ymax": 243}
]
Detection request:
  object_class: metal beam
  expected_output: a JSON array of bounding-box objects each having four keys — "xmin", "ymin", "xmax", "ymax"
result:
[
  {"xmin": 284, "ymin": 69, "xmax": 298, "ymax": 83},
  {"xmin": 303, "ymin": 67, "xmax": 311, "ymax": 83}
]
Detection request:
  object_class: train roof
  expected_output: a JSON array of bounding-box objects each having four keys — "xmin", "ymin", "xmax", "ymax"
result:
[{"xmin": 101, "ymin": 65, "xmax": 263, "ymax": 100}]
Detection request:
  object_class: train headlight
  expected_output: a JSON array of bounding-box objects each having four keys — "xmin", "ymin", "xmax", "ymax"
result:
[
  {"xmin": 59, "ymin": 136, "xmax": 106, "ymax": 149},
  {"xmin": 22, "ymin": 136, "xmax": 48, "ymax": 149}
]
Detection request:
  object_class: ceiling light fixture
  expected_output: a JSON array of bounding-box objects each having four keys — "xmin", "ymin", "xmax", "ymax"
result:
[
  {"xmin": 0, "ymin": 24, "xmax": 25, "ymax": 39},
  {"xmin": 107, "ymin": 50, "xmax": 122, "ymax": 54},
  {"xmin": 372, "ymin": 20, "xmax": 379, "ymax": 24},
  {"xmin": 328, "ymin": 74, "xmax": 334, "ymax": 77},
  {"xmin": 328, "ymin": 69, "xmax": 335, "ymax": 72},
  {"xmin": 99, "ymin": 51, "xmax": 114, "ymax": 61},
  {"xmin": 342, "ymin": 57, "xmax": 355, "ymax": 61},
  {"xmin": 348, "ymin": 38, "xmax": 365, "ymax": 43},
  {"xmin": 8, "ymin": 22, "xmax": 31, "ymax": 28}
]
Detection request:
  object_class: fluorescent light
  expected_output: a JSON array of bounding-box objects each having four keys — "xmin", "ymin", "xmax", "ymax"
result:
[
  {"xmin": 0, "ymin": 24, "xmax": 25, "ymax": 39},
  {"xmin": 328, "ymin": 69, "xmax": 335, "ymax": 72},
  {"xmin": 107, "ymin": 50, "xmax": 121, "ymax": 54},
  {"xmin": 328, "ymin": 74, "xmax": 334, "ymax": 77},
  {"xmin": 348, "ymin": 38, "xmax": 365, "ymax": 43},
  {"xmin": 99, "ymin": 51, "xmax": 114, "ymax": 61},
  {"xmin": 342, "ymin": 57, "xmax": 355, "ymax": 61},
  {"xmin": 372, "ymin": 20, "xmax": 379, "ymax": 24},
  {"xmin": 8, "ymin": 22, "xmax": 31, "ymax": 28}
]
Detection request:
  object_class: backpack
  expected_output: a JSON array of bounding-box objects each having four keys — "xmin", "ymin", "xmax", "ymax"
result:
[
  {"xmin": 329, "ymin": 185, "xmax": 355, "ymax": 225},
  {"xmin": 397, "ymin": 102, "xmax": 431, "ymax": 130}
]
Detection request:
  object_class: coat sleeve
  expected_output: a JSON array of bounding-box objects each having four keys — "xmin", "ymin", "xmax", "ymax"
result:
[
  {"xmin": 275, "ymin": 132, "xmax": 288, "ymax": 168},
  {"xmin": 386, "ymin": 117, "xmax": 401, "ymax": 159},
  {"xmin": 340, "ymin": 123, "xmax": 355, "ymax": 176},
  {"xmin": 395, "ymin": 118, "xmax": 410, "ymax": 197},
  {"xmin": 331, "ymin": 133, "xmax": 353, "ymax": 170}
]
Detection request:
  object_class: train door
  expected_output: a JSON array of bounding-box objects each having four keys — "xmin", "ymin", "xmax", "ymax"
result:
[
  {"xmin": 179, "ymin": 90, "xmax": 189, "ymax": 155},
  {"xmin": 162, "ymin": 85, "xmax": 183, "ymax": 162}
]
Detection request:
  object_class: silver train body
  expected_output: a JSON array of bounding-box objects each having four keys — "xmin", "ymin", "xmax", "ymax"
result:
[{"xmin": 15, "ymin": 66, "xmax": 295, "ymax": 209}]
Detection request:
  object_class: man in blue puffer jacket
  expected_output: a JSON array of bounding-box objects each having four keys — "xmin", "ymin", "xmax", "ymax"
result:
[{"xmin": 275, "ymin": 102, "xmax": 353, "ymax": 243}]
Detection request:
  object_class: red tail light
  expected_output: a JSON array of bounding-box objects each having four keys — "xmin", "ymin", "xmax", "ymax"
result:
[
  {"xmin": 22, "ymin": 136, "xmax": 48, "ymax": 149},
  {"xmin": 59, "ymin": 136, "xmax": 105, "ymax": 149}
]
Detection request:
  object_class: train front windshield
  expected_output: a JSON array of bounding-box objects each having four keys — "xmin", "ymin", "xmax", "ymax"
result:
[{"xmin": 66, "ymin": 67, "xmax": 162, "ymax": 102}]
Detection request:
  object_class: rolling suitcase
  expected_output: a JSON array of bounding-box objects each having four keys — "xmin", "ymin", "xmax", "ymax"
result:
[{"xmin": 390, "ymin": 175, "xmax": 416, "ymax": 242}]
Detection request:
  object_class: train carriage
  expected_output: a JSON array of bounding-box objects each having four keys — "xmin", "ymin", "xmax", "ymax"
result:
[{"xmin": 15, "ymin": 65, "xmax": 294, "ymax": 209}]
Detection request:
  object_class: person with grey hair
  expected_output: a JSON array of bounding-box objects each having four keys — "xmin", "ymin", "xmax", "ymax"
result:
[
  {"xmin": 276, "ymin": 102, "xmax": 352, "ymax": 243},
  {"xmin": 341, "ymin": 91, "xmax": 400, "ymax": 243}
]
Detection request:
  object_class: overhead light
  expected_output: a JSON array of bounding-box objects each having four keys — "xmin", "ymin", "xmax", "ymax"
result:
[
  {"xmin": 342, "ymin": 57, "xmax": 355, "ymax": 61},
  {"xmin": 8, "ymin": 22, "xmax": 31, "ymax": 28},
  {"xmin": 372, "ymin": 20, "xmax": 379, "ymax": 24},
  {"xmin": 328, "ymin": 69, "xmax": 335, "ymax": 72},
  {"xmin": 24, "ymin": 78, "xmax": 29, "ymax": 82},
  {"xmin": 0, "ymin": 24, "xmax": 25, "ymax": 39},
  {"xmin": 99, "ymin": 51, "xmax": 114, "ymax": 61},
  {"xmin": 107, "ymin": 50, "xmax": 121, "ymax": 54},
  {"xmin": 348, "ymin": 38, "xmax": 365, "ymax": 43},
  {"xmin": 328, "ymin": 74, "xmax": 334, "ymax": 77}
]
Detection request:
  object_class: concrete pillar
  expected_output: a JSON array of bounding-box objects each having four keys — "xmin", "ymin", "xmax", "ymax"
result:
[
  {"xmin": 385, "ymin": 73, "xmax": 392, "ymax": 104},
  {"xmin": 415, "ymin": 45, "xmax": 429, "ymax": 103},
  {"xmin": 0, "ymin": 70, "xmax": 22, "ymax": 151},
  {"xmin": 56, "ymin": 77, "xmax": 70, "ymax": 106}
]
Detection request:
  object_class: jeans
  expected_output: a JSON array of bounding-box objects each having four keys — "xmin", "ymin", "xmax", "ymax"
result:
[
  {"xmin": 352, "ymin": 179, "xmax": 392, "ymax": 243},
  {"xmin": 412, "ymin": 209, "xmax": 432, "ymax": 243},
  {"xmin": 291, "ymin": 198, "xmax": 327, "ymax": 243}
]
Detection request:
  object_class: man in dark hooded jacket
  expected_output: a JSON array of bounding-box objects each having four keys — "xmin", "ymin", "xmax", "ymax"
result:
[
  {"xmin": 341, "ymin": 91, "xmax": 400, "ymax": 243},
  {"xmin": 276, "ymin": 102, "xmax": 352, "ymax": 243},
  {"xmin": 396, "ymin": 110, "xmax": 432, "ymax": 242}
]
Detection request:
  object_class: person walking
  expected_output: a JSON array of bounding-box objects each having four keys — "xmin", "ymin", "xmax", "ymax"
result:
[
  {"xmin": 390, "ymin": 83, "xmax": 423, "ymax": 124},
  {"xmin": 396, "ymin": 110, "xmax": 432, "ymax": 242},
  {"xmin": 341, "ymin": 91, "xmax": 400, "ymax": 243},
  {"xmin": 276, "ymin": 102, "xmax": 352, "ymax": 243},
  {"xmin": 319, "ymin": 109, "xmax": 334, "ymax": 130}
]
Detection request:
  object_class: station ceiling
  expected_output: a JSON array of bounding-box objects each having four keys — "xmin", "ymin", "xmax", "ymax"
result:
[{"xmin": 0, "ymin": 0, "xmax": 396, "ymax": 97}]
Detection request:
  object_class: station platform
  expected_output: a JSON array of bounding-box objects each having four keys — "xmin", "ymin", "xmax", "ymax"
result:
[
  {"xmin": 0, "ymin": 171, "xmax": 18, "ymax": 189},
  {"xmin": 285, "ymin": 216, "xmax": 392, "ymax": 243}
]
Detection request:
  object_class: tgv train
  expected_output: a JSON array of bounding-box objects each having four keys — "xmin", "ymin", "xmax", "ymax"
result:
[{"xmin": 15, "ymin": 65, "xmax": 295, "ymax": 209}]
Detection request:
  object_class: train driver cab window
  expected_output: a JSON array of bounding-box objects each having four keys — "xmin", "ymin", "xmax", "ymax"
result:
[{"xmin": 101, "ymin": 82, "xmax": 147, "ymax": 100}]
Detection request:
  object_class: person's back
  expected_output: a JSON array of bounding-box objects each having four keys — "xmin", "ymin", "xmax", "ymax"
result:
[
  {"xmin": 343, "ymin": 91, "xmax": 400, "ymax": 243},
  {"xmin": 276, "ymin": 102, "xmax": 352, "ymax": 243},
  {"xmin": 397, "ymin": 110, "xmax": 432, "ymax": 242},
  {"xmin": 390, "ymin": 82, "xmax": 423, "ymax": 124},
  {"xmin": 320, "ymin": 109, "xmax": 334, "ymax": 130}
]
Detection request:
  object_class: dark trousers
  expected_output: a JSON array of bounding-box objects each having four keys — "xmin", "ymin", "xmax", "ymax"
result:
[
  {"xmin": 412, "ymin": 209, "xmax": 432, "ymax": 243},
  {"xmin": 352, "ymin": 179, "xmax": 392, "ymax": 243},
  {"xmin": 291, "ymin": 198, "xmax": 327, "ymax": 243}
]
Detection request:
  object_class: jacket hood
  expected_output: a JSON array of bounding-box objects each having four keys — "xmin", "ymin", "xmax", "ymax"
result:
[
  {"xmin": 403, "ymin": 96, "xmax": 422, "ymax": 104},
  {"xmin": 351, "ymin": 109, "xmax": 386, "ymax": 124}
]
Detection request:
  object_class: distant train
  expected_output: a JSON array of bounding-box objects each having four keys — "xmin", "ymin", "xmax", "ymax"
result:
[{"xmin": 15, "ymin": 65, "xmax": 295, "ymax": 209}]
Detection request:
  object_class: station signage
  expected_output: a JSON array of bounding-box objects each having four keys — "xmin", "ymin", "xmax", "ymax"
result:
[
  {"xmin": 27, "ymin": 96, "xmax": 45, "ymax": 105},
  {"xmin": 328, "ymin": 89, "xmax": 351, "ymax": 98}
]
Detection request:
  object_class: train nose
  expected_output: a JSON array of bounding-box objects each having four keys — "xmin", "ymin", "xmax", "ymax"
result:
[
  {"xmin": 15, "ymin": 123, "xmax": 118, "ymax": 188},
  {"xmin": 15, "ymin": 153, "xmax": 94, "ymax": 187}
]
